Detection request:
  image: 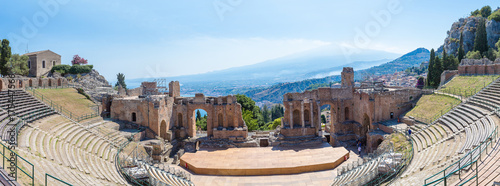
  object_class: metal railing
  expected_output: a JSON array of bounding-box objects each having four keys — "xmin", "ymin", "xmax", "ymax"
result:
[
  {"xmin": 26, "ymin": 88, "xmax": 99, "ymax": 122},
  {"xmin": 364, "ymin": 131, "xmax": 414, "ymax": 185},
  {"xmin": 424, "ymin": 125, "xmax": 498, "ymax": 185},
  {"xmin": 0, "ymin": 141, "xmax": 34, "ymax": 186},
  {"xmin": 45, "ymin": 173, "xmax": 72, "ymax": 186}
]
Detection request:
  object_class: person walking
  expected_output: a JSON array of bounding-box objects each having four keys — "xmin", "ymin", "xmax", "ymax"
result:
[
  {"xmin": 357, "ymin": 141, "xmax": 362, "ymax": 156},
  {"xmin": 408, "ymin": 128, "xmax": 412, "ymax": 136}
]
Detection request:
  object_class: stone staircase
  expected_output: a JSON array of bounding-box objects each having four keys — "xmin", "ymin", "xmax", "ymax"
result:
[
  {"xmin": 142, "ymin": 162, "xmax": 194, "ymax": 186},
  {"xmin": 331, "ymin": 155, "xmax": 381, "ymax": 185},
  {"xmin": 0, "ymin": 90, "xmax": 55, "ymax": 141},
  {"xmin": 17, "ymin": 115, "xmax": 130, "ymax": 185}
]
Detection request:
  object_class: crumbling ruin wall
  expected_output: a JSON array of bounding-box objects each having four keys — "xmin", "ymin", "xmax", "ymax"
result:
[{"xmin": 458, "ymin": 58, "xmax": 500, "ymax": 75}]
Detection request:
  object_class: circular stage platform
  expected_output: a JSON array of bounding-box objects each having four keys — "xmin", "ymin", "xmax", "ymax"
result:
[{"xmin": 180, "ymin": 142, "xmax": 349, "ymax": 176}]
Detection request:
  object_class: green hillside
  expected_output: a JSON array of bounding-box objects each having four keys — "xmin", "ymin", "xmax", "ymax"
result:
[{"xmin": 245, "ymin": 48, "xmax": 430, "ymax": 103}]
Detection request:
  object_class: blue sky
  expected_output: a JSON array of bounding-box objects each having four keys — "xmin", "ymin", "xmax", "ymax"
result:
[{"xmin": 1, "ymin": 0, "xmax": 499, "ymax": 81}]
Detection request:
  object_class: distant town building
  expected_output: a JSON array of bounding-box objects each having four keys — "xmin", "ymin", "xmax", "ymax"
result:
[{"xmin": 23, "ymin": 50, "xmax": 61, "ymax": 77}]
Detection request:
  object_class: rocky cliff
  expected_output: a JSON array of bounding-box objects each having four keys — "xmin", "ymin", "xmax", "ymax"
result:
[{"xmin": 440, "ymin": 16, "xmax": 500, "ymax": 55}]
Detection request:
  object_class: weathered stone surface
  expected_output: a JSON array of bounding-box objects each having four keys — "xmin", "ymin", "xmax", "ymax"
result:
[
  {"xmin": 487, "ymin": 19, "xmax": 500, "ymax": 49},
  {"xmin": 107, "ymin": 81, "xmax": 248, "ymax": 141},
  {"xmin": 282, "ymin": 67, "xmax": 422, "ymax": 152}
]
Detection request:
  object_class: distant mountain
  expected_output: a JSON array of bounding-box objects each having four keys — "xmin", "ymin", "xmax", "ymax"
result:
[
  {"xmin": 127, "ymin": 45, "xmax": 400, "ymax": 93},
  {"xmin": 244, "ymin": 48, "xmax": 430, "ymax": 103}
]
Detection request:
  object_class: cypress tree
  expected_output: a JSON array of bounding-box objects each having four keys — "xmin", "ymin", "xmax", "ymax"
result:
[
  {"xmin": 427, "ymin": 49, "xmax": 435, "ymax": 86},
  {"xmin": 458, "ymin": 32, "xmax": 465, "ymax": 63},
  {"xmin": 442, "ymin": 48, "xmax": 449, "ymax": 70},
  {"xmin": 196, "ymin": 110, "xmax": 201, "ymax": 121},
  {"xmin": 433, "ymin": 56, "xmax": 443, "ymax": 86},
  {"xmin": 474, "ymin": 18, "xmax": 488, "ymax": 54}
]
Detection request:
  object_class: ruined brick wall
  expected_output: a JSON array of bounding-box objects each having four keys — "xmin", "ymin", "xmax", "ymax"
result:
[
  {"xmin": 110, "ymin": 89, "xmax": 247, "ymax": 140},
  {"xmin": 440, "ymin": 70, "xmax": 458, "ymax": 86},
  {"xmin": 169, "ymin": 81, "xmax": 180, "ymax": 97},
  {"xmin": 126, "ymin": 87, "xmax": 143, "ymax": 97},
  {"xmin": 458, "ymin": 58, "xmax": 500, "ymax": 75},
  {"xmin": 172, "ymin": 94, "xmax": 247, "ymax": 139}
]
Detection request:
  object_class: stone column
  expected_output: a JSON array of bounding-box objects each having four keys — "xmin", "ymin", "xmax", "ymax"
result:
[
  {"xmin": 310, "ymin": 101, "xmax": 314, "ymax": 128},
  {"xmin": 223, "ymin": 106, "xmax": 227, "ymax": 128},
  {"xmin": 301, "ymin": 101, "xmax": 305, "ymax": 128},
  {"xmin": 289, "ymin": 102, "xmax": 293, "ymax": 129},
  {"xmin": 234, "ymin": 105, "xmax": 239, "ymax": 127},
  {"xmin": 317, "ymin": 101, "xmax": 321, "ymax": 130}
]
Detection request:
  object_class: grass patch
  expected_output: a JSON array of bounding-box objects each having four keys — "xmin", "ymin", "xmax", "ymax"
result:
[
  {"xmin": 440, "ymin": 75, "xmax": 500, "ymax": 97},
  {"xmin": 406, "ymin": 94, "xmax": 461, "ymax": 123},
  {"xmin": 34, "ymin": 88, "xmax": 96, "ymax": 115}
]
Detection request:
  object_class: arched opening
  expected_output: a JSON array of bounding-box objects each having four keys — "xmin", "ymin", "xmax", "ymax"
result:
[
  {"xmin": 218, "ymin": 113, "xmax": 223, "ymax": 128},
  {"xmin": 345, "ymin": 107, "xmax": 350, "ymax": 121},
  {"xmin": 28, "ymin": 61, "xmax": 31, "ymax": 69},
  {"xmin": 292, "ymin": 109, "xmax": 301, "ymax": 127},
  {"xmin": 321, "ymin": 104, "xmax": 332, "ymax": 133},
  {"xmin": 194, "ymin": 109, "xmax": 208, "ymax": 131},
  {"xmin": 177, "ymin": 113, "xmax": 183, "ymax": 127},
  {"xmin": 39, "ymin": 79, "xmax": 42, "ymax": 87},
  {"xmin": 48, "ymin": 79, "xmax": 52, "ymax": 86},
  {"xmin": 57, "ymin": 79, "xmax": 62, "ymax": 86},
  {"xmin": 42, "ymin": 60, "xmax": 46, "ymax": 68},
  {"xmin": 373, "ymin": 138, "xmax": 383, "ymax": 150},
  {"xmin": 160, "ymin": 120, "xmax": 167, "ymax": 139},
  {"xmin": 390, "ymin": 112, "xmax": 394, "ymax": 119},
  {"xmin": 29, "ymin": 79, "xmax": 33, "ymax": 87},
  {"xmin": 18, "ymin": 80, "xmax": 22, "ymax": 88},
  {"xmin": 131, "ymin": 112, "xmax": 136, "ymax": 122}
]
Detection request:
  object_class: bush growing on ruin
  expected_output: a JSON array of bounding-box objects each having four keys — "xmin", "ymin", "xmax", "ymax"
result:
[
  {"xmin": 466, "ymin": 50, "xmax": 482, "ymax": 59},
  {"xmin": 51, "ymin": 64, "xmax": 71, "ymax": 75},
  {"xmin": 69, "ymin": 65, "xmax": 93, "ymax": 74}
]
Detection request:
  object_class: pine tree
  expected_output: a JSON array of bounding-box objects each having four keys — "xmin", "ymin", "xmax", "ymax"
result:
[
  {"xmin": 458, "ymin": 32, "xmax": 465, "ymax": 63},
  {"xmin": 115, "ymin": 73, "xmax": 127, "ymax": 89},
  {"xmin": 474, "ymin": 18, "xmax": 488, "ymax": 54},
  {"xmin": 0, "ymin": 39, "xmax": 12, "ymax": 76}
]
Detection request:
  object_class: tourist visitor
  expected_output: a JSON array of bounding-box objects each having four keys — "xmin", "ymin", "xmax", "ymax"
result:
[
  {"xmin": 357, "ymin": 141, "xmax": 362, "ymax": 155},
  {"xmin": 408, "ymin": 128, "xmax": 412, "ymax": 136}
]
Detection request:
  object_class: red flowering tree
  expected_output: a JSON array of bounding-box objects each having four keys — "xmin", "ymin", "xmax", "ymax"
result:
[{"xmin": 71, "ymin": 55, "xmax": 88, "ymax": 65}]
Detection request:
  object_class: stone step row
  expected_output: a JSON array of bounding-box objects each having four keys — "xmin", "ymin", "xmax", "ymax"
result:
[{"xmin": 23, "ymin": 125, "xmax": 128, "ymax": 185}]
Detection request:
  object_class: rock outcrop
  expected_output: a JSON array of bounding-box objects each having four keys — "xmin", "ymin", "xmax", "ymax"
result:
[
  {"xmin": 440, "ymin": 16, "xmax": 500, "ymax": 55},
  {"xmin": 61, "ymin": 69, "xmax": 117, "ymax": 102}
]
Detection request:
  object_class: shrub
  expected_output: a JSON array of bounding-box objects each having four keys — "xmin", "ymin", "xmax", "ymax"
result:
[
  {"xmin": 76, "ymin": 88, "xmax": 92, "ymax": 100},
  {"xmin": 51, "ymin": 64, "xmax": 71, "ymax": 75},
  {"xmin": 66, "ymin": 76, "xmax": 73, "ymax": 82},
  {"xmin": 489, "ymin": 10, "xmax": 500, "ymax": 22},
  {"xmin": 69, "ymin": 65, "xmax": 93, "ymax": 74},
  {"xmin": 466, "ymin": 50, "xmax": 482, "ymax": 59}
]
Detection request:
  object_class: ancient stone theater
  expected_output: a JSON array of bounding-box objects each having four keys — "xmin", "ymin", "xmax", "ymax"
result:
[{"xmin": 282, "ymin": 67, "xmax": 422, "ymax": 151}]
